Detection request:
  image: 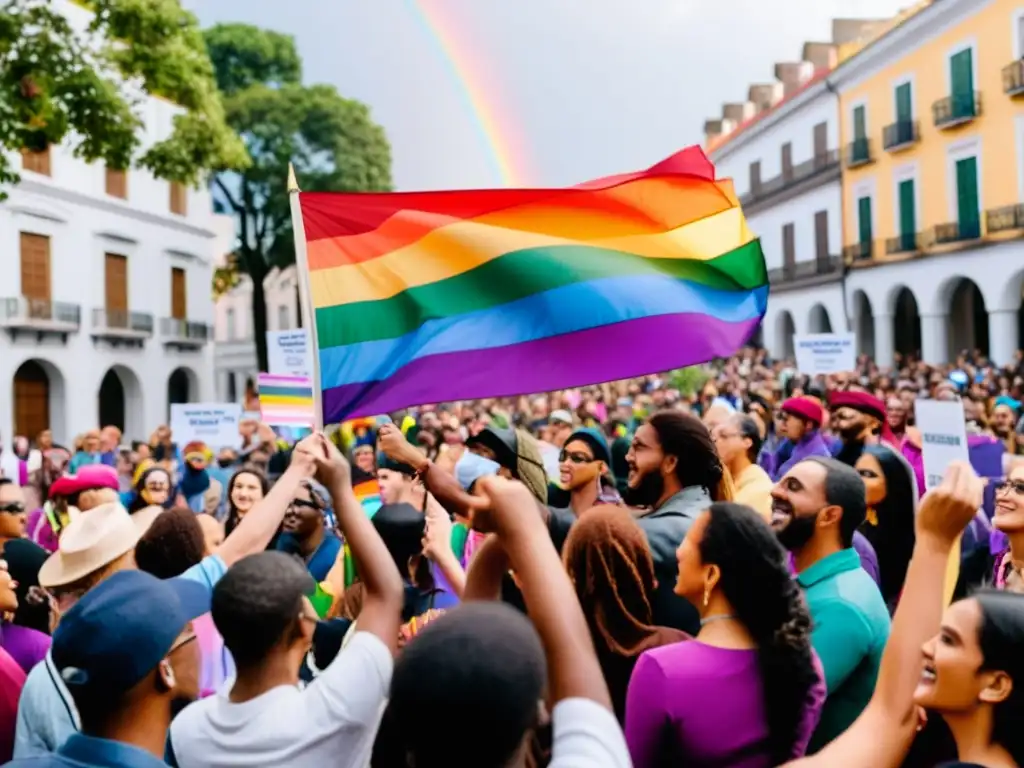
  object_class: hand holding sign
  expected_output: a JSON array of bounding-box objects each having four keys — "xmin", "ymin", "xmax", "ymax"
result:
[{"xmin": 916, "ymin": 460, "xmax": 984, "ymax": 547}]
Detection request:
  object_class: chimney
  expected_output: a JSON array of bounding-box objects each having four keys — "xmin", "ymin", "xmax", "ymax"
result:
[
  {"xmin": 831, "ymin": 18, "xmax": 889, "ymax": 45},
  {"xmin": 802, "ymin": 42, "xmax": 838, "ymax": 70},
  {"xmin": 704, "ymin": 118, "xmax": 726, "ymax": 146},
  {"xmin": 748, "ymin": 82, "xmax": 784, "ymax": 112},
  {"xmin": 774, "ymin": 61, "xmax": 816, "ymax": 96},
  {"xmin": 722, "ymin": 101, "xmax": 756, "ymax": 125}
]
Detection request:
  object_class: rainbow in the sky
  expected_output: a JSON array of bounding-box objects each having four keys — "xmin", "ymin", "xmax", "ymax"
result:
[{"xmin": 406, "ymin": 0, "xmax": 531, "ymax": 187}]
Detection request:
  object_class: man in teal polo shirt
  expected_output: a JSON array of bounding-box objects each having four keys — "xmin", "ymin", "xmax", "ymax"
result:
[{"xmin": 771, "ymin": 456, "xmax": 890, "ymax": 752}]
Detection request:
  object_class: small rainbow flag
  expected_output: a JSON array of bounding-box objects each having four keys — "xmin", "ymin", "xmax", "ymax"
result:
[
  {"xmin": 257, "ymin": 373, "xmax": 315, "ymax": 427},
  {"xmin": 297, "ymin": 146, "xmax": 767, "ymax": 422}
]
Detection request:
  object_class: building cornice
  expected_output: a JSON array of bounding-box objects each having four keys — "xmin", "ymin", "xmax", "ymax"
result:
[
  {"xmin": 827, "ymin": 0, "xmax": 993, "ymax": 93},
  {"xmin": 12, "ymin": 178, "xmax": 216, "ymax": 239}
]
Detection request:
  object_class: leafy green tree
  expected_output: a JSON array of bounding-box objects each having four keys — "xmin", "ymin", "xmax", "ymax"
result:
[
  {"xmin": 0, "ymin": 0, "xmax": 248, "ymax": 194},
  {"xmin": 204, "ymin": 23, "xmax": 392, "ymax": 372}
]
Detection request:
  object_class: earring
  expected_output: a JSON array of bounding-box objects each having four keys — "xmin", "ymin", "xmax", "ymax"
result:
[{"xmin": 702, "ymin": 585, "xmax": 710, "ymax": 608}]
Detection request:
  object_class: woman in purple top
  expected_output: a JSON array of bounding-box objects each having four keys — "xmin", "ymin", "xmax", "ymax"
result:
[
  {"xmin": 771, "ymin": 398, "xmax": 833, "ymax": 482},
  {"xmin": 626, "ymin": 501, "xmax": 826, "ymax": 767}
]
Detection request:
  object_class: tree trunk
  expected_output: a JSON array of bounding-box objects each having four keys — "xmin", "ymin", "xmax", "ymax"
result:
[{"xmin": 248, "ymin": 255, "xmax": 270, "ymax": 372}]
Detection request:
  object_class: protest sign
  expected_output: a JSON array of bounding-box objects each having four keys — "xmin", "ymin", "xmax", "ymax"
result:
[
  {"xmin": 266, "ymin": 330, "xmax": 313, "ymax": 378},
  {"xmin": 258, "ymin": 373, "xmax": 315, "ymax": 427},
  {"xmin": 915, "ymin": 399, "xmax": 969, "ymax": 491},
  {"xmin": 170, "ymin": 404, "xmax": 242, "ymax": 448},
  {"xmin": 794, "ymin": 333, "xmax": 856, "ymax": 376}
]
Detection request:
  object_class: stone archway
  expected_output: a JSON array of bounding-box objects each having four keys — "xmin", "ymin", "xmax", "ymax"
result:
[
  {"xmin": 775, "ymin": 311, "xmax": 796, "ymax": 360},
  {"xmin": 808, "ymin": 304, "xmax": 833, "ymax": 334},
  {"xmin": 98, "ymin": 365, "xmax": 144, "ymax": 441},
  {"xmin": 12, "ymin": 359, "xmax": 67, "ymax": 443},
  {"xmin": 946, "ymin": 277, "xmax": 989, "ymax": 358},
  {"xmin": 167, "ymin": 366, "xmax": 199, "ymax": 420},
  {"xmin": 852, "ymin": 290, "xmax": 875, "ymax": 358},
  {"xmin": 892, "ymin": 286, "xmax": 922, "ymax": 358}
]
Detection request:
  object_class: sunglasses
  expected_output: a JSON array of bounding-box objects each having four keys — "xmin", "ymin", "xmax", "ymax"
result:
[
  {"xmin": 0, "ymin": 502, "xmax": 25, "ymax": 514},
  {"xmin": 559, "ymin": 450, "xmax": 595, "ymax": 465},
  {"xmin": 288, "ymin": 498, "xmax": 320, "ymax": 511},
  {"xmin": 996, "ymin": 479, "xmax": 1024, "ymax": 496}
]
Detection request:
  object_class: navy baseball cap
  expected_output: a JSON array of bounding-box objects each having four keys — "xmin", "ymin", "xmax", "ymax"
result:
[
  {"xmin": 564, "ymin": 428, "xmax": 611, "ymax": 466},
  {"xmin": 51, "ymin": 569, "xmax": 210, "ymax": 699}
]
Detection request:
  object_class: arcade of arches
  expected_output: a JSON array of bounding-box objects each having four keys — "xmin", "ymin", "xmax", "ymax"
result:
[
  {"xmin": 771, "ymin": 277, "xmax": 1024, "ymax": 366},
  {"xmin": 11, "ymin": 362, "xmax": 200, "ymax": 443}
]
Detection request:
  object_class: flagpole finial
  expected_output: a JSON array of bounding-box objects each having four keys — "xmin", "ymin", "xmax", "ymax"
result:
[{"xmin": 287, "ymin": 163, "xmax": 299, "ymax": 193}]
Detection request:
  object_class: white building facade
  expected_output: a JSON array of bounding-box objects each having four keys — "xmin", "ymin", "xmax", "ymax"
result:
[
  {"xmin": 710, "ymin": 78, "xmax": 847, "ymax": 360},
  {"xmin": 0, "ymin": 0, "xmax": 223, "ymax": 446},
  {"xmin": 213, "ymin": 266, "xmax": 302, "ymax": 404}
]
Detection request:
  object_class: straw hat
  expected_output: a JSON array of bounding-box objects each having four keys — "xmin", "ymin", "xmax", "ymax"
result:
[{"xmin": 38, "ymin": 502, "xmax": 158, "ymax": 589}]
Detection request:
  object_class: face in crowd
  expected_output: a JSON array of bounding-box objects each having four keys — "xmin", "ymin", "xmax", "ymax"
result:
[
  {"xmin": 770, "ymin": 461, "xmax": 841, "ymax": 551},
  {"xmin": 558, "ymin": 439, "xmax": 605, "ymax": 492},
  {"xmin": 230, "ymin": 471, "xmax": 265, "ymax": 517},
  {"xmin": 378, "ymin": 468, "xmax": 414, "ymax": 505},
  {"xmin": 0, "ymin": 482, "xmax": 27, "ymax": 542},
  {"xmin": 281, "ymin": 483, "xmax": 325, "ymax": 539},
  {"xmin": 830, "ymin": 406, "xmax": 874, "ymax": 441},
  {"xmin": 141, "ymin": 469, "xmax": 172, "ymax": 507},
  {"xmin": 624, "ymin": 423, "xmax": 675, "ymax": 508},
  {"xmin": 352, "ymin": 445, "xmax": 376, "ymax": 475}
]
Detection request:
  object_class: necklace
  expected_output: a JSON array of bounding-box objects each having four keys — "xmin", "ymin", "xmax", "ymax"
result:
[{"xmin": 700, "ymin": 613, "xmax": 737, "ymax": 627}]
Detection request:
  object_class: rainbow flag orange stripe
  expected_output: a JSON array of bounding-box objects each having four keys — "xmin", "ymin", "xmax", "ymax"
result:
[{"xmin": 298, "ymin": 146, "xmax": 767, "ymax": 422}]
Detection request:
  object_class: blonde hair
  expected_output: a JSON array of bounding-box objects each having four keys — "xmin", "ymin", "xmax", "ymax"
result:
[{"xmin": 513, "ymin": 428, "xmax": 548, "ymax": 505}]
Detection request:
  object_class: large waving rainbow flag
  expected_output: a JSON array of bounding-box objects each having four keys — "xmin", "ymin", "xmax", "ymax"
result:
[{"xmin": 297, "ymin": 146, "xmax": 767, "ymax": 423}]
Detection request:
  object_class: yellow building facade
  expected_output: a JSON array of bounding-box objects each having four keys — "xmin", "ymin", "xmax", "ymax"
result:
[{"xmin": 830, "ymin": 0, "xmax": 1024, "ymax": 365}]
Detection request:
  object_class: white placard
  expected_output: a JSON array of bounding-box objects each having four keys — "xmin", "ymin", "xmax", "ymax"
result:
[
  {"xmin": 915, "ymin": 399, "xmax": 969, "ymax": 491},
  {"xmin": 170, "ymin": 403, "xmax": 242, "ymax": 448},
  {"xmin": 794, "ymin": 333, "xmax": 856, "ymax": 376},
  {"xmin": 266, "ymin": 330, "xmax": 312, "ymax": 378}
]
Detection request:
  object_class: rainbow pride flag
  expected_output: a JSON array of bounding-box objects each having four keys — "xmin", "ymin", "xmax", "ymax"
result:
[
  {"xmin": 257, "ymin": 373, "xmax": 315, "ymax": 426},
  {"xmin": 298, "ymin": 146, "xmax": 767, "ymax": 422}
]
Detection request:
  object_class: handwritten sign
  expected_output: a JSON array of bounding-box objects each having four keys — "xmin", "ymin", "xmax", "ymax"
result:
[
  {"xmin": 266, "ymin": 330, "xmax": 312, "ymax": 378},
  {"xmin": 794, "ymin": 333, "xmax": 856, "ymax": 376},
  {"xmin": 915, "ymin": 399, "xmax": 969, "ymax": 491},
  {"xmin": 170, "ymin": 404, "xmax": 242, "ymax": 448}
]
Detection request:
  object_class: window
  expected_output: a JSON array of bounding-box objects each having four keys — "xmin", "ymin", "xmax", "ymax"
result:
[
  {"xmin": 749, "ymin": 161, "xmax": 761, "ymax": 193},
  {"xmin": 813, "ymin": 122, "xmax": 828, "ymax": 157},
  {"xmin": 106, "ymin": 168, "xmax": 128, "ymax": 199},
  {"xmin": 20, "ymin": 233, "xmax": 51, "ymax": 304},
  {"xmin": 781, "ymin": 143, "xmax": 793, "ymax": 180},
  {"xmin": 895, "ymin": 82, "xmax": 913, "ymax": 122},
  {"xmin": 782, "ymin": 223, "xmax": 796, "ymax": 272},
  {"xmin": 104, "ymin": 253, "xmax": 128, "ymax": 327},
  {"xmin": 950, "ymin": 48, "xmax": 975, "ymax": 118},
  {"xmin": 857, "ymin": 196, "xmax": 873, "ymax": 246},
  {"xmin": 955, "ymin": 156, "xmax": 980, "ymax": 238},
  {"xmin": 278, "ymin": 304, "xmax": 290, "ymax": 331},
  {"xmin": 814, "ymin": 211, "xmax": 829, "ymax": 263},
  {"xmin": 171, "ymin": 267, "xmax": 187, "ymax": 319},
  {"xmin": 852, "ymin": 105, "xmax": 867, "ymax": 139},
  {"xmin": 170, "ymin": 182, "xmax": 188, "ymax": 216},
  {"xmin": 227, "ymin": 373, "xmax": 237, "ymax": 404},
  {"xmin": 897, "ymin": 179, "xmax": 917, "ymax": 251},
  {"xmin": 21, "ymin": 147, "xmax": 51, "ymax": 177},
  {"xmin": 226, "ymin": 308, "xmax": 236, "ymax": 340}
]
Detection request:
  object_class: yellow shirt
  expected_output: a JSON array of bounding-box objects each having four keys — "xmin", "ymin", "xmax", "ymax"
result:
[{"xmin": 733, "ymin": 463, "xmax": 774, "ymax": 523}]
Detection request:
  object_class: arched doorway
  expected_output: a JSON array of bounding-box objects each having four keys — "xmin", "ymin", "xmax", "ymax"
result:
[
  {"xmin": 947, "ymin": 278, "xmax": 989, "ymax": 357},
  {"xmin": 167, "ymin": 367, "xmax": 197, "ymax": 418},
  {"xmin": 12, "ymin": 359, "xmax": 66, "ymax": 443},
  {"xmin": 748, "ymin": 320, "xmax": 764, "ymax": 349},
  {"xmin": 852, "ymin": 291, "xmax": 875, "ymax": 358},
  {"xmin": 775, "ymin": 311, "xmax": 796, "ymax": 360},
  {"xmin": 98, "ymin": 365, "xmax": 144, "ymax": 440},
  {"xmin": 808, "ymin": 304, "xmax": 833, "ymax": 334},
  {"xmin": 893, "ymin": 287, "xmax": 922, "ymax": 358}
]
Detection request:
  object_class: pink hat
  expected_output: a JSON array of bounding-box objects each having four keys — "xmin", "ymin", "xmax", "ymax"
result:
[
  {"xmin": 781, "ymin": 397, "xmax": 823, "ymax": 427},
  {"xmin": 48, "ymin": 464, "xmax": 119, "ymax": 499}
]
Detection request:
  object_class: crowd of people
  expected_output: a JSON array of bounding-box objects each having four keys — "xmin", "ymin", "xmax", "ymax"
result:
[{"xmin": 1, "ymin": 345, "xmax": 1024, "ymax": 766}]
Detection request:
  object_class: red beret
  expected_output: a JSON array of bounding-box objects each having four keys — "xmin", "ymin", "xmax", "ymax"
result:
[
  {"xmin": 48, "ymin": 464, "xmax": 119, "ymax": 499},
  {"xmin": 830, "ymin": 391, "xmax": 886, "ymax": 422},
  {"xmin": 781, "ymin": 397, "xmax": 823, "ymax": 426}
]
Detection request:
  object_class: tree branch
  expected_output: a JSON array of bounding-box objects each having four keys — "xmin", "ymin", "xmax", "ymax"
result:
[{"xmin": 213, "ymin": 175, "xmax": 242, "ymax": 212}]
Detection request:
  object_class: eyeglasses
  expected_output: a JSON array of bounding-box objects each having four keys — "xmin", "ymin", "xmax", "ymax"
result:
[
  {"xmin": 995, "ymin": 479, "xmax": 1024, "ymax": 496},
  {"xmin": 559, "ymin": 450, "xmax": 595, "ymax": 464},
  {"xmin": 288, "ymin": 498, "xmax": 319, "ymax": 511},
  {"xmin": 0, "ymin": 502, "xmax": 25, "ymax": 514}
]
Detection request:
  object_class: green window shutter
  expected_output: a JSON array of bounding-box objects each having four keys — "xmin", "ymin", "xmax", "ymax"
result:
[
  {"xmin": 858, "ymin": 196, "xmax": 873, "ymax": 245},
  {"xmin": 898, "ymin": 179, "xmax": 916, "ymax": 249},
  {"xmin": 955, "ymin": 156, "xmax": 980, "ymax": 238},
  {"xmin": 895, "ymin": 83, "xmax": 912, "ymax": 122},
  {"xmin": 950, "ymin": 49, "xmax": 975, "ymax": 118},
  {"xmin": 853, "ymin": 105, "xmax": 866, "ymax": 139}
]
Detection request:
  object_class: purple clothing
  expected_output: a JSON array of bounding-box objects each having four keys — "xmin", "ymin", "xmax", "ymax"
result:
[
  {"xmin": 0, "ymin": 623, "xmax": 50, "ymax": 674},
  {"xmin": 625, "ymin": 641, "xmax": 826, "ymax": 767},
  {"xmin": 771, "ymin": 431, "xmax": 833, "ymax": 482},
  {"xmin": 25, "ymin": 507, "xmax": 59, "ymax": 553},
  {"xmin": 788, "ymin": 535, "xmax": 881, "ymax": 587}
]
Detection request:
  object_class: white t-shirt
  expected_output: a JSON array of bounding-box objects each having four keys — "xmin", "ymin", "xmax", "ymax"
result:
[
  {"xmin": 169, "ymin": 631, "xmax": 392, "ymax": 767},
  {"xmin": 549, "ymin": 698, "xmax": 631, "ymax": 767}
]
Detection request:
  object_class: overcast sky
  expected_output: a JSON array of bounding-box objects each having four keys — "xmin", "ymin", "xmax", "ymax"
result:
[{"xmin": 184, "ymin": 0, "xmax": 911, "ymax": 191}]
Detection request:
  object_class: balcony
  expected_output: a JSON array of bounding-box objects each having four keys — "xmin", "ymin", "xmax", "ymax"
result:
[
  {"xmin": 842, "ymin": 241, "xmax": 874, "ymax": 262},
  {"xmin": 922, "ymin": 219, "xmax": 982, "ymax": 247},
  {"xmin": 882, "ymin": 120, "xmax": 920, "ymax": 152},
  {"xmin": 161, "ymin": 317, "xmax": 211, "ymax": 350},
  {"xmin": 767, "ymin": 255, "xmax": 843, "ymax": 292},
  {"xmin": 0, "ymin": 297, "xmax": 80, "ymax": 341},
  {"xmin": 91, "ymin": 308, "xmax": 154, "ymax": 347},
  {"xmin": 932, "ymin": 92, "xmax": 981, "ymax": 129},
  {"xmin": 986, "ymin": 203, "xmax": 1024, "ymax": 235},
  {"xmin": 739, "ymin": 150, "xmax": 839, "ymax": 208},
  {"xmin": 844, "ymin": 138, "xmax": 872, "ymax": 168},
  {"xmin": 885, "ymin": 232, "xmax": 920, "ymax": 255},
  {"xmin": 1004, "ymin": 60, "xmax": 1024, "ymax": 97}
]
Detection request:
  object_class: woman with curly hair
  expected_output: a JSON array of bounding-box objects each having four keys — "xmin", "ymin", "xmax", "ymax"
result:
[
  {"xmin": 563, "ymin": 505, "xmax": 688, "ymax": 723},
  {"xmin": 625, "ymin": 501, "xmax": 825, "ymax": 767}
]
